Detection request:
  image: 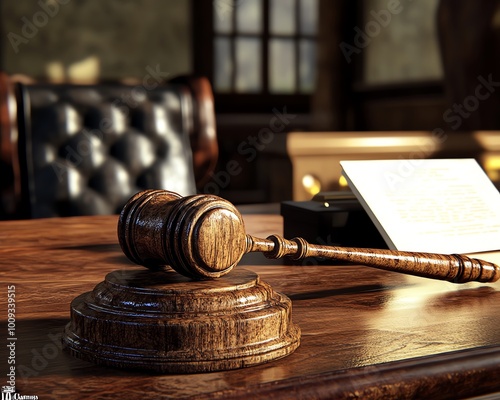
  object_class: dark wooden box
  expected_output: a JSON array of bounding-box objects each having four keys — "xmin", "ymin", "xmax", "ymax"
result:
[{"xmin": 281, "ymin": 195, "xmax": 387, "ymax": 261}]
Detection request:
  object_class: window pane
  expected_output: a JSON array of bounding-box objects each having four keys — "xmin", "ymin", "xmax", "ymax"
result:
[
  {"xmin": 363, "ymin": 0, "xmax": 442, "ymax": 84},
  {"xmin": 270, "ymin": 0, "xmax": 296, "ymax": 35},
  {"xmin": 236, "ymin": 0, "xmax": 262, "ymax": 33},
  {"xmin": 299, "ymin": 39, "xmax": 316, "ymax": 93},
  {"xmin": 214, "ymin": 37, "xmax": 233, "ymax": 92},
  {"xmin": 213, "ymin": 0, "xmax": 234, "ymax": 33},
  {"xmin": 235, "ymin": 38, "xmax": 261, "ymax": 92},
  {"xmin": 269, "ymin": 39, "xmax": 295, "ymax": 93},
  {"xmin": 299, "ymin": 0, "xmax": 318, "ymax": 35}
]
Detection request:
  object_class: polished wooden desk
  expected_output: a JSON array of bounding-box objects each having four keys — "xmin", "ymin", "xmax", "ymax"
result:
[{"xmin": 1, "ymin": 214, "xmax": 500, "ymax": 399}]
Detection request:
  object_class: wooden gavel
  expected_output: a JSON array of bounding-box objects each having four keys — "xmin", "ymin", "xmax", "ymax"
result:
[{"xmin": 118, "ymin": 189, "xmax": 500, "ymax": 283}]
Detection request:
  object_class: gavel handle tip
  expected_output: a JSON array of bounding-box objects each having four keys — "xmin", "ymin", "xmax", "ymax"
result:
[{"xmin": 478, "ymin": 259, "xmax": 500, "ymax": 283}]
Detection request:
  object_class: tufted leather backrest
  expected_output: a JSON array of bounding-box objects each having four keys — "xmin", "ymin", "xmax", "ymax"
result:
[{"xmin": 10, "ymin": 80, "xmax": 203, "ymax": 218}]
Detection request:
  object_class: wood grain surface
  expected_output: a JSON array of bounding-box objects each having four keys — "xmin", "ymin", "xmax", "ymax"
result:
[
  {"xmin": 63, "ymin": 268, "xmax": 300, "ymax": 373},
  {"xmin": 1, "ymin": 214, "xmax": 500, "ymax": 399}
]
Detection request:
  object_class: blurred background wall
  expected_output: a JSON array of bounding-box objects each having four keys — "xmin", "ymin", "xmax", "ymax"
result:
[{"xmin": 1, "ymin": 0, "xmax": 192, "ymax": 81}]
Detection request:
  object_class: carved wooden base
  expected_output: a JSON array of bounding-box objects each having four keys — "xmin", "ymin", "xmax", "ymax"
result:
[{"xmin": 62, "ymin": 268, "xmax": 300, "ymax": 373}]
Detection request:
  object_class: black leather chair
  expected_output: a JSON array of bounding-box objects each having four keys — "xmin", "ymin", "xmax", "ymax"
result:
[{"xmin": 0, "ymin": 74, "xmax": 217, "ymax": 219}]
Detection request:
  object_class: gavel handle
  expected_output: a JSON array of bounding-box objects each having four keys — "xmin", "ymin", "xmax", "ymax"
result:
[{"xmin": 246, "ymin": 234, "xmax": 500, "ymax": 283}]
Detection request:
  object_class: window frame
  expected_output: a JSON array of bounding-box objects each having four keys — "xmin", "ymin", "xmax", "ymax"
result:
[{"xmin": 193, "ymin": 0, "xmax": 316, "ymax": 114}]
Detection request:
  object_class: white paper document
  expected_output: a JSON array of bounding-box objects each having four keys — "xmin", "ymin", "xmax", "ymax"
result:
[{"xmin": 340, "ymin": 159, "xmax": 500, "ymax": 254}]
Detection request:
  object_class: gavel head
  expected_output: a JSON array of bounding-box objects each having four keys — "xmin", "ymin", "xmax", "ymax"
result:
[{"xmin": 118, "ymin": 190, "xmax": 248, "ymax": 279}]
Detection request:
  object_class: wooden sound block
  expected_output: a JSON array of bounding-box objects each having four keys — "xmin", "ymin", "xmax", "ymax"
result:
[{"xmin": 62, "ymin": 268, "xmax": 300, "ymax": 373}]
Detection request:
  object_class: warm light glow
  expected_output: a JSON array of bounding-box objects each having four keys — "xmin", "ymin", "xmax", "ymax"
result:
[
  {"xmin": 67, "ymin": 55, "xmax": 101, "ymax": 83},
  {"xmin": 338, "ymin": 175, "xmax": 349, "ymax": 188},
  {"xmin": 302, "ymin": 174, "xmax": 321, "ymax": 196},
  {"xmin": 45, "ymin": 61, "xmax": 65, "ymax": 83},
  {"xmin": 483, "ymin": 155, "xmax": 500, "ymax": 182}
]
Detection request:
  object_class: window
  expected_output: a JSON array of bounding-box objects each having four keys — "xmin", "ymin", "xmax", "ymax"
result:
[{"xmin": 196, "ymin": 0, "xmax": 319, "ymax": 111}]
